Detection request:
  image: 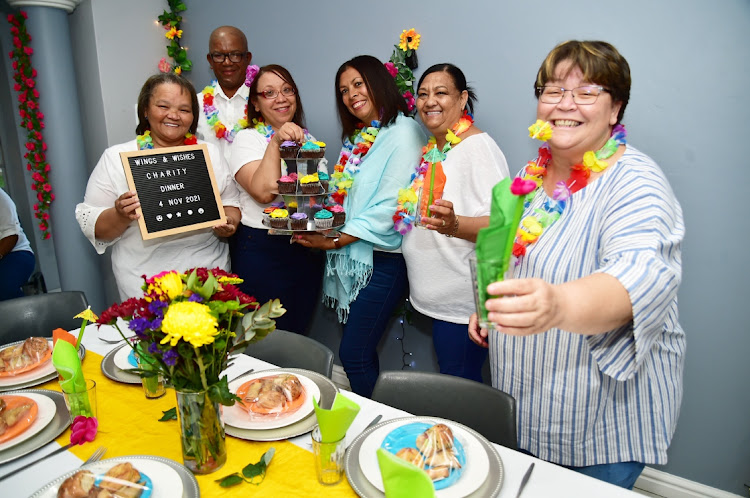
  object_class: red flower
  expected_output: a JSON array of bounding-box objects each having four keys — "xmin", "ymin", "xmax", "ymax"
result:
[
  {"xmin": 25, "ymin": 142, "xmax": 34, "ymax": 151},
  {"xmin": 184, "ymin": 135, "xmax": 197, "ymax": 145},
  {"xmin": 50, "ymin": 193, "xmax": 55, "ymax": 201},
  {"xmin": 42, "ymin": 142, "xmax": 47, "ymax": 151},
  {"xmin": 512, "ymin": 243, "xmax": 526, "ymax": 257},
  {"xmin": 23, "ymin": 46, "xmax": 32, "ymax": 55},
  {"xmin": 42, "ymin": 212, "xmax": 49, "ymax": 220},
  {"xmin": 33, "ymin": 203, "xmax": 38, "ymax": 211},
  {"xmin": 21, "ymin": 11, "xmax": 27, "ymax": 19},
  {"xmin": 27, "ymin": 101, "xmax": 36, "ymax": 110},
  {"xmin": 43, "ymin": 233, "xmax": 50, "ymax": 240},
  {"xmin": 32, "ymin": 89, "xmax": 39, "ymax": 98},
  {"xmin": 43, "ymin": 183, "xmax": 52, "ymax": 192},
  {"xmin": 25, "ymin": 78, "xmax": 34, "ymax": 88},
  {"xmin": 26, "ymin": 120, "xmax": 33, "ymax": 129},
  {"xmin": 36, "ymin": 192, "xmax": 43, "ymax": 201},
  {"xmin": 204, "ymin": 94, "xmax": 214, "ymax": 106},
  {"xmin": 36, "ymin": 112, "xmax": 44, "ymax": 120},
  {"xmin": 13, "ymin": 83, "xmax": 21, "ymax": 91}
]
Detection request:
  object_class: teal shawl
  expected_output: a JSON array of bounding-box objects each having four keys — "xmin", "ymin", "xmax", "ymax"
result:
[{"xmin": 323, "ymin": 114, "xmax": 425, "ymax": 322}]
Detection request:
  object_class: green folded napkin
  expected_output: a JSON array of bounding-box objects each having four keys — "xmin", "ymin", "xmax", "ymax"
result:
[
  {"xmin": 313, "ymin": 393, "xmax": 360, "ymax": 443},
  {"xmin": 52, "ymin": 339, "xmax": 93, "ymax": 416},
  {"xmin": 376, "ymin": 448, "xmax": 435, "ymax": 498}
]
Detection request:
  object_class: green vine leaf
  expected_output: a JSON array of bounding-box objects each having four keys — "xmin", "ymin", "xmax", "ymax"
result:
[
  {"xmin": 217, "ymin": 474, "xmax": 243, "ymax": 487},
  {"xmin": 158, "ymin": 407, "xmax": 177, "ymax": 421},
  {"xmin": 216, "ymin": 448, "xmax": 275, "ymax": 487}
]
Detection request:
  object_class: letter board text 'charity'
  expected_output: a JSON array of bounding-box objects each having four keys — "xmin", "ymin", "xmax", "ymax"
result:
[{"xmin": 120, "ymin": 144, "xmax": 225, "ymax": 240}]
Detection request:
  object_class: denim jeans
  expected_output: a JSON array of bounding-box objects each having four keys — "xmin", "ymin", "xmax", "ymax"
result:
[
  {"xmin": 432, "ymin": 319, "xmax": 487, "ymax": 383},
  {"xmin": 229, "ymin": 224, "xmax": 324, "ymax": 335},
  {"xmin": 0, "ymin": 250, "xmax": 34, "ymax": 301},
  {"xmin": 567, "ymin": 461, "xmax": 645, "ymax": 489},
  {"xmin": 339, "ymin": 251, "xmax": 408, "ymax": 398}
]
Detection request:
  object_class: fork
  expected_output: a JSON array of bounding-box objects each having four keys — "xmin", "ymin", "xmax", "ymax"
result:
[{"xmin": 81, "ymin": 446, "xmax": 107, "ymax": 466}]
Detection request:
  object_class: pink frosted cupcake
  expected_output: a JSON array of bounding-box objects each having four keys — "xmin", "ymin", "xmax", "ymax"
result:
[
  {"xmin": 277, "ymin": 175, "xmax": 296, "ymax": 194},
  {"xmin": 329, "ymin": 205, "xmax": 346, "ymax": 226}
]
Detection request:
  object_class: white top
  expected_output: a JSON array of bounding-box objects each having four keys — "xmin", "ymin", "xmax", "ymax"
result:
[
  {"xmin": 0, "ymin": 188, "xmax": 32, "ymax": 254},
  {"xmin": 75, "ymin": 139, "xmax": 240, "ymax": 300},
  {"xmin": 402, "ymin": 133, "xmax": 509, "ymax": 323},
  {"xmin": 492, "ymin": 146, "xmax": 685, "ymax": 466},
  {"xmin": 229, "ymin": 127, "xmax": 328, "ymax": 229},
  {"xmin": 196, "ymin": 83, "xmax": 250, "ymax": 164}
]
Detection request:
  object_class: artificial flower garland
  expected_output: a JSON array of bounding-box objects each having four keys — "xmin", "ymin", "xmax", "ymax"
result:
[
  {"xmin": 393, "ymin": 111, "xmax": 474, "ymax": 234},
  {"xmin": 249, "ymin": 117, "xmax": 312, "ymax": 144},
  {"xmin": 157, "ymin": 0, "xmax": 192, "ymax": 74},
  {"xmin": 7, "ymin": 11, "xmax": 52, "ymax": 239},
  {"xmin": 512, "ymin": 120, "xmax": 627, "ymax": 259},
  {"xmin": 136, "ymin": 130, "xmax": 197, "ymax": 150},
  {"xmin": 201, "ymin": 65, "xmax": 259, "ymax": 143},
  {"xmin": 386, "ymin": 28, "xmax": 421, "ymax": 114},
  {"xmin": 329, "ymin": 121, "xmax": 381, "ymax": 207}
]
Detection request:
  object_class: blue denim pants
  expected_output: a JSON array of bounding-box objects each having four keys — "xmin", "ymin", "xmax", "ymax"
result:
[
  {"xmin": 0, "ymin": 250, "xmax": 34, "ymax": 301},
  {"xmin": 432, "ymin": 319, "xmax": 488, "ymax": 383},
  {"xmin": 339, "ymin": 251, "xmax": 408, "ymax": 398},
  {"xmin": 567, "ymin": 461, "xmax": 645, "ymax": 489}
]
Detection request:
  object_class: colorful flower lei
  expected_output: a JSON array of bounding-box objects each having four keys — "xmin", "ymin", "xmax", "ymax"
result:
[
  {"xmin": 393, "ymin": 111, "xmax": 474, "ymax": 234},
  {"xmin": 329, "ymin": 121, "xmax": 381, "ymax": 207},
  {"xmin": 157, "ymin": 0, "xmax": 192, "ymax": 74},
  {"xmin": 201, "ymin": 65, "xmax": 259, "ymax": 143},
  {"xmin": 7, "ymin": 11, "xmax": 52, "ymax": 239},
  {"xmin": 136, "ymin": 130, "xmax": 198, "ymax": 150},
  {"xmin": 386, "ymin": 28, "xmax": 420, "ymax": 115},
  {"xmin": 249, "ymin": 117, "xmax": 312, "ymax": 145},
  {"xmin": 512, "ymin": 120, "xmax": 627, "ymax": 259}
]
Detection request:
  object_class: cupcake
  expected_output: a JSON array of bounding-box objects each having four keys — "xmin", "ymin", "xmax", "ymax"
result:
[
  {"xmin": 287, "ymin": 200, "xmax": 298, "ymax": 215},
  {"xmin": 314, "ymin": 209, "xmax": 333, "ymax": 229},
  {"xmin": 279, "ymin": 140, "xmax": 300, "ymax": 159},
  {"xmin": 311, "ymin": 203, "xmax": 324, "ymax": 215},
  {"xmin": 270, "ymin": 201, "xmax": 285, "ymax": 209},
  {"xmin": 329, "ymin": 205, "xmax": 346, "ymax": 226},
  {"xmin": 277, "ymin": 175, "xmax": 296, "ymax": 194},
  {"xmin": 318, "ymin": 170, "xmax": 330, "ymax": 192},
  {"xmin": 300, "ymin": 141, "xmax": 326, "ymax": 159},
  {"xmin": 290, "ymin": 212, "xmax": 308, "ymax": 230},
  {"xmin": 299, "ymin": 173, "xmax": 321, "ymax": 194},
  {"xmin": 269, "ymin": 208, "xmax": 289, "ymax": 229},
  {"xmin": 262, "ymin": 206, "xmax": 276, "ymax": 225}
]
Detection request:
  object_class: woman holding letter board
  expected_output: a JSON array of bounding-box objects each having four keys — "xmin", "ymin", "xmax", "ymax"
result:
[{"xmin": 76, "ymin": 73, "xmax": 241, "ymax": 300}]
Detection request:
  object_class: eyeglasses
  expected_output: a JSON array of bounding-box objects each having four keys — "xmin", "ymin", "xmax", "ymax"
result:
[
  {"xmin": 209, "ymin": 52, "xmax": 245, "ymax": 63},
  {"xmin": 256, "ymin": 87, "xmax": 296, "ymax": 100},
  {"xmin": 537, "ymin": 85, "xmax": 609, "ymax": 105}
]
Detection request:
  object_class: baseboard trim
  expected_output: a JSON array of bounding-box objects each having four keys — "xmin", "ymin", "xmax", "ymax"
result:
[
  {"xmin": 331, "ymin": 364, "xmax": 351, "ymax": 391},
  {"xmin": 635, "ymin": 466, "xmax": 742, "ymax": 498}
]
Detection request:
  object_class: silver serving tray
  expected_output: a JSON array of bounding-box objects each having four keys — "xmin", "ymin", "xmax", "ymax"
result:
[
  {"xmin": 0, "ymin": 389, "xmax": 70, "ymax": 465},
  {"xmin": 345, "ymin": 416, "xmax": 504, "ymax": 498},
  {"xmin": 30, "ymin": 454, "xmax": 200, "ymax": 498},
  {"xmin": 100, "ymin": 343, "xmax": 141, "ymax": 384},
  {"xmin": 224, "ymin": 367, "xmax": 338, "ymax": 442},
  {"xmin": 0, "ymin": 339, "xmax": 86, "ymax": 392}
]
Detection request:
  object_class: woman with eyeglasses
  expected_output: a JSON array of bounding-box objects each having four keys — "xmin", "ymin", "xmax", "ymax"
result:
[
  {"xmin": 293, "ymin": 55, "xmax": 425, "ymax": 397},
  {"xmin": 228, "ymin": 64, "xmax": 326, "ymax": 335},
  {"xmin": 468, "ymin": 40, "xmax": 685, "ymax": 489}
]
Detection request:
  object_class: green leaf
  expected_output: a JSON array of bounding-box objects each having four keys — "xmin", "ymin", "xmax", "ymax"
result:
[
  {"xmin": 242, "ymin": 461, "xmax": 264, "ymax": 479},
  {"xmin": 159, "ymin": 407, "xmax": 177, "ymax": 421},
  {"xmin": 217, "ymin": 474, "xmax": 244, "ymax": 487},
  {"xmin": 262, "ymin": 447, "xmax": 276, "ymax": 466}
]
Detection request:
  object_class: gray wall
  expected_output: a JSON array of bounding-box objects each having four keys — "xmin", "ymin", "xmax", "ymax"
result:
[{"xmin": 1, "ymin": 0, "xmax": 746, "ymax": 493}]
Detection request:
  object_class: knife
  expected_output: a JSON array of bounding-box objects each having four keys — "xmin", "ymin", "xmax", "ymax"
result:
[{"xmin": 515, "ymin": 462, "xmax": 535, "ymax": 498}]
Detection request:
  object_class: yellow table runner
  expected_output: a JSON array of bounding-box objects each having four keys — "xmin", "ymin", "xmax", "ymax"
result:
[{"xmin": 41, "ymin": 351, "xmax": 356, "ymax": 497}]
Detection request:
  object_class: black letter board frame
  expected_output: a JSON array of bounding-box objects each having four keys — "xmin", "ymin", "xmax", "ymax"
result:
[{"xmin": 120, "ymin": 144, "xmax": 226, "ymax": 240}]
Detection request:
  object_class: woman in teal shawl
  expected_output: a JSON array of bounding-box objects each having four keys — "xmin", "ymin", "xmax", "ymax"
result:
[{"xmin": 295, "ymin": 55, "xmax": 424, "ymax": 397}]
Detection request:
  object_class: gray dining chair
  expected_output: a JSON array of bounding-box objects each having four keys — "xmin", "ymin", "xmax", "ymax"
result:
[
  {"xmin": 0, "ymin": 291, "xmax": 89, "ymax": 344},
  {"xmin": 371, "ymin": 370, "xmax": 518, "ymax": 449},
  {"xmin": 244, "ymin": 329, "xmax": 334, "ymax": 379}
]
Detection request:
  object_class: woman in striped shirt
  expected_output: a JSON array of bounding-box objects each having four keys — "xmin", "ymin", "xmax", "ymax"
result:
[{"xmin": 469, "ymin": 40, "xmax": 685, "ymax": 489}]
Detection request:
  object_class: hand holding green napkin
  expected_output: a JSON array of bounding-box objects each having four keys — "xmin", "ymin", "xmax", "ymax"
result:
[
  {"xmin": 313, "ymin": 392, "xmax": 360, "ymax": 443},
  {"xmin": 376, "ymin": 447, "xmax": 435, "ymax": 498}
]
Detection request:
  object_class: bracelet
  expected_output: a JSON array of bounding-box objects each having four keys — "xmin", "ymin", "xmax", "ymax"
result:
[
  {"xmin": 332, "ymin": 237, "xmax": 341, "ymax": 249},
  {"xmin": 446, "ymin": 216, "xmax": 460, "ymax": 238}
]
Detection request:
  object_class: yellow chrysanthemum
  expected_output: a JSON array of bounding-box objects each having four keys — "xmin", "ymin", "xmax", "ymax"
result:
[
  {"xmin": 218, "ymin": 276, "xmax": 244, "ymax": 285},
  {"xmin": 147, "ymin": 271, "xmax": 184, "ymax": 300},
  {"xmin": 399, "ymin": 28, "xmax": 421, "ymax": 51},
  {"xmin": 160, "ymin": 301, "xmax": 218, "ymax": 348}
]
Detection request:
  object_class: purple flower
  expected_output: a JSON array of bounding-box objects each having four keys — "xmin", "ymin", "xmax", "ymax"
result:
[
  {"xmin": 147, "ymin": 342, "xmax": 159, "ymax": 354},
  {"xmin": 163, "ymin": 348, "xmax": 178, "ymax": 367},
  {"xmin": 129, "ymin": 317, "xmax": 151, "ymax": 335},
  {"xmin": 188, "ymin": 293, "xmax": 203, "ymax": 303}
]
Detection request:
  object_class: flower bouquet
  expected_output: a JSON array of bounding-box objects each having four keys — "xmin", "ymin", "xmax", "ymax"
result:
[{"xmin": 98, "ymin": 267, "xmax": 285, "ymax": 473}]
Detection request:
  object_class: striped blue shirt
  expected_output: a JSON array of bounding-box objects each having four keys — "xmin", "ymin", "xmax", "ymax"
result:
[{"xmin": 490, "ymin": 146, "xmax": 685, "ymax": 465}]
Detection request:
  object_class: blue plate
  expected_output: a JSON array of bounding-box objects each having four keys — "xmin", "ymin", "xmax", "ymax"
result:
[
  {"xmin": 380, "ymin": 422, "xmax": 466, "ymax": 490},
  {"xmin": 95, "ymin": 469, "xmax": 152, "ymax": 498}
]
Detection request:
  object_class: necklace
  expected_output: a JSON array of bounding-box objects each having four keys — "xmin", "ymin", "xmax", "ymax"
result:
[
  {"xmin": 329, "ymin": 120, "xmax": 381, "ymax": 207},
  {"xmin": 136, "ymin": 130, "xmax": 197, "ymax": 150},
  {"xmin": 393, "ymin": 110, "xmax": 474, "ymax": 234},
  {"xmin": 512, "ymin": 121, "xmax": 627, "ymax": 259},
  {"xmin": 201, "ymin": 81, "xmax": 248, "ymax": 143}
]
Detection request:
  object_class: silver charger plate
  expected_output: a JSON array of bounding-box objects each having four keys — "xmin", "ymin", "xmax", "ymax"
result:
[
  {"xmin": 345, "ymin": 416, "xmax": 504, "ymax": 498},
  {"xmin": 100, "ymin": 343, "xmax": 141, "ymax": 384},
  {"xmin": 224, "ymin": 367, "xmax": 337, "ymax": 442},
  {"xmin": 29, "ymin": 454, "xmax": 200, "ymax": 498},
  {"xmin": 0, "ymin": 389, "xmax": 70, "ymax": 465},
  {"xmin": 0, "ymin": 340, "xmax": 86, "ymax": 393}
]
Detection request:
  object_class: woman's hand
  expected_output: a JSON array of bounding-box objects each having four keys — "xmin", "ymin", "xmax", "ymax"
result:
[
  {"xmin": 114, "ymin": 191, "xmax": 140, "ymax": 221},
  {"xmin": 468, "ymin": 313, "xmax": 489, "ymax": 348},
  {"xmin": 420, "ymin": 198, "xmax": 456, "ymax": 234},
  {"xmin": 271, "ymin": 122, "xmax": 306, "ymax": 145},
  {"xmin": 484, "ymin": 278, "xmax": 562, "ymax": 337},
  {"xmin": 213, "ymin": 206, "xmax": 240, "ymax": 238},
  {"xmin": 292, "ymin": 233, "xmax": 334, "ymax": 250}
]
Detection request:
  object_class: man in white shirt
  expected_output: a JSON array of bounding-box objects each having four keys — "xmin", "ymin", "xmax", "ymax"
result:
[{"xmin": 196, "ymin": 26, "xmax": 253, "ymax": 163}]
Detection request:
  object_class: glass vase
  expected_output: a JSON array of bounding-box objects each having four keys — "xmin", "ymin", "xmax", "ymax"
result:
[{"xmin": 175, "ymin": 389, "xmax": 227, "ymax": 474}]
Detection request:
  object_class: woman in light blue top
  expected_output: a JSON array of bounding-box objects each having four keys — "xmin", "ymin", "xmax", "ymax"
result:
[{"xmin": 295, "ymin": 55, "xmax": 424, "ymax": 397}]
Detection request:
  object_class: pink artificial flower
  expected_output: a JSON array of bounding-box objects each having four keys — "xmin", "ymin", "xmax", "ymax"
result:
[
  {"xmin": 245, "ymin": 65, "xmax": 259, "ymax": 86},
  {"xmin": 44, "ymin": 233, "xmax": 50, "ymax": 240},
  {"xmin": 384, "ymin": 62, "xmax": 398, "ymax": 78},
  {"xmin": 43, "ymin": 183, "xmax": 52, "ymax": 192},
  {"xmin": 21, "ymin": 11, "xmax": 28, "ymax": 19},
  {"xmin": 510, "ymin": 177, "xmax": 537, "ymax": 196},
  {"xmin": 157, "ymin": 57, "xmax": 171, "ymax": 73},
  {"xmin": 25, "ymin": 78, "xmax": 34, "ymax": 87},
  {"xmin": 23, "ymin": 46, "xmax": 33, "ymax": 55}
]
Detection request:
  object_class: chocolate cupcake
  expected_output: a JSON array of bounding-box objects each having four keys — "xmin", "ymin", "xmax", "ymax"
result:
[
  {"xmin": 287, "ymin": 200, "xmax": 298, "ymax": 215},
  {"xmin": 329, "ymin": 205, "xmax": 346, "ymax": 226},
  {"xmin": 279, "ymin": 140, "xmax": 300, "ymax": 159},
  {"xmin": 299, "ymin": 173, "xmax": 321, "ymax": 194},
  {"xmin": 314, "ymin": 209, "xmax": 333, "ymax": 229},
  {"xmin": 290, "ymin": 212, "xmax": 308, "ymax": 230},
  {"xmin": 277, "ymin": 175, "xmax": 296, "ymax": 194},
  {"xmin": 318, "ymin": 170, "xmax": 330, "ymax": 192},
  {"xmin": 299, "ymin": 141, "xmax": 326, "ymax": 159},
  {"xmin": 269, "ymin": 208, "xmax": 289, "ymax": 229}
]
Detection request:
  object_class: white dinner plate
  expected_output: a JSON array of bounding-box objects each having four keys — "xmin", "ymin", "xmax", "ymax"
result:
[
  {"xmin": 0, "ymin": 340, "xmax": 55, "ymax": 389},
  {"xmin": 223, "ymin": 371, "xmax": 320, "ymax": 430},
  {"xmin": 113, "ymin": 344, "xmax": 138, "ymax": 372},
  {"xmin": 32, "ymin": 457, "xmax": 185, "ymax": 498},
  {"xmin": 359, "ymin": 419, "xmax": 490, "ymax": 497},
  {"xmin": 0, "ymin": 392, "xmax": 56, "ymax": 451}
]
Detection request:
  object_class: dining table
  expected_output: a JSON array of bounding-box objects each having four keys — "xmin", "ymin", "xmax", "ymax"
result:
[{"xmin": 0, "ymin": 324, "xmax": 639, "ymax": 497}]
